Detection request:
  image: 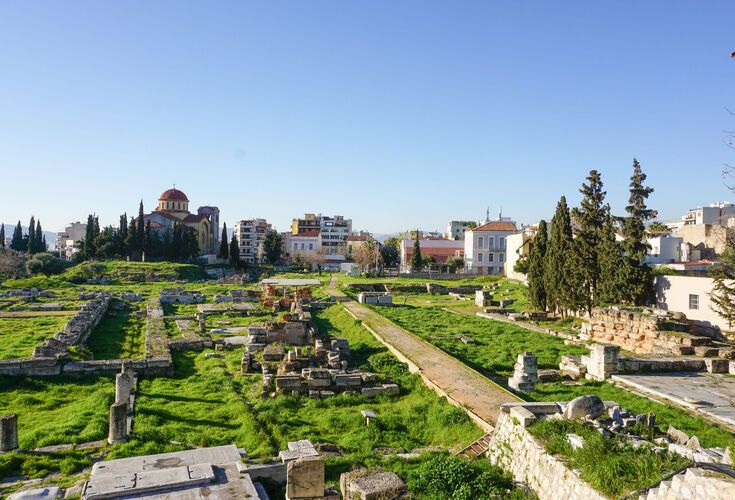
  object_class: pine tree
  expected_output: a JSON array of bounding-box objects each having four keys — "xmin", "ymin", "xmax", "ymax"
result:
[
  {"xmin": 711, "ymin": 244, "xmax": 735, "ymax": 328},
  {"xmin": 219, "ymin": 223, "xmax": 229, "ymax": 259},
  {"xmin": 410, "ymin": 231, "xmax": 422, "ymax": 271},
  {"xmin": 572, "ymin": 170, "xmax": 608, "ymax": 315},
  {"xmin": 545, "ymin": 197, "xmax": 577, "ymax": 316},
  {"xmin": 0, "ymin": 223, "xmax": 5, "ymax": 248},
  {"xmin": 229, "ymin": 234, "xmax": 239, "ymax": 266},
  {"xmin": 10, "ymin": 221, "xmax": 23, "ymax": 251},
  {"xmin": 27, "ymin": 216, "xmax": 36, "ymax": 253},
  {"xmin": 527, "ymin": 220, "xmax": 548, "ymax": 311}
]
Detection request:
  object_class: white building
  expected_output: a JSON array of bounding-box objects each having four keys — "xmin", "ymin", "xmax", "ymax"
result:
[
  {"xmin": 656, "ymin": 275, "xmax": 730, "ymax": 332},
  {"xmin": 464, "ymin": 220, "xmax": 518, "ymax": 275},
  {"xmin": 233, "ymin": 218, "xmax": 274, "ymax": 264},
  {"xmin": 446, "ymin": 221, "xmax": 475, "ymax": 240},
  {"xmin": 291, "ymin": 213, "xmax": 352, "ymax": 255},
  {"xmin": 56, "ymin": 222, "xmax": 87, "ymax": 260},
  {"xmin": 645, "ymin": 235, "xmax": 684, "ymax": 265},
  {"xmin": 283, "ymin": 231, "xmax": 320, "ymax": 263},
  {"xmin": 504, "ymin": 226, "xmax": 537, "ymax": 282}
]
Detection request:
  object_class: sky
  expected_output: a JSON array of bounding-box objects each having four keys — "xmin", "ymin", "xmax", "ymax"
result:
[{"xmin": 1, "ymin": 1, "xmax": 734, "ymax": 235}]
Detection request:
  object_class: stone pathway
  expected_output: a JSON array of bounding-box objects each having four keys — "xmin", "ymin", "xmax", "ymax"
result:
[
  {"xmin": 327, "ymin": 276, "xmax": 520, "ymax": 429},
  {"xmin": 612, "ymin": 372, "xmax": 735, "ymax": 429}
]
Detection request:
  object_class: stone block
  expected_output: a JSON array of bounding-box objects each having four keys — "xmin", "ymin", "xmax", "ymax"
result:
[
  {"xmin": 705, "ymin": 358, "xmax": 729, "ymax": 374},
  {"xmin": 0, "ymin": 414, "xmax": 19, "ymax": 452},
  {"xmin": 340, "ymin": 469, "xmax": 407, "ymax": 500},
  {"xmin": 509, "ymin": 406, "xmax": 536, "ymax": 427},
  {"xmin": 286, "ymin": 455, "xmax": 324, "ymax": 499},
  {"xmin": 563, "ymin": 395, "xmax": 604, "ymax": 420}
]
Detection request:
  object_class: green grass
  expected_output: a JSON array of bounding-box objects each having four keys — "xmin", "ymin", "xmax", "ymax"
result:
[
  {"xmin": 526, "ymin": 381, "xmax": 735, "ymax": 448},
  {"xmin": 0, "ymin": 375, "xmax": 114, "ymax": 480},
  {"xmin": 86, "ymin": 306, "xmax": 145, "ymax": 359},
  {"xmin": 368, "ymin": 305, "xmax": 588, "ymax": 379},
  {"xmin": 0, "ymin": 316, "xmax": 72, "ymax": 359},
  {"xmin": 529, "ymin": 418, "xmax": 689, "ymax": 497}
]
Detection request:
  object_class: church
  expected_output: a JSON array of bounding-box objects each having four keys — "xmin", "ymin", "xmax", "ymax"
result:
[{"xmin": 143, "ymin": 187, "xmax": 220, "ymax": 255}]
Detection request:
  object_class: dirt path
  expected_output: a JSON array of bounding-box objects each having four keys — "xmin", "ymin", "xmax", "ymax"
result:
[{"xmin": 328, "ymin": 276, "xmax": 520, "ymax": 429}]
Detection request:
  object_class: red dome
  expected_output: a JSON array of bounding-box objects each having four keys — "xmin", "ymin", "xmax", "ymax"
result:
[{"xmin": 159, "ymin": 188, "xmax": 189, "ymax": 202}]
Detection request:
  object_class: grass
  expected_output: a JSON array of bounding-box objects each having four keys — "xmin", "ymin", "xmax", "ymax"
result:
[
  {"xmin": 368, "ymin": 305, "xmax": 588, "ymax": 379},
  {"xmin": 86, "ymin": 304, "xmax": 145, "ymax": 359},
  {"xmin": 0, "ymin": 316, "xmax": 72, "ymax": 359},
  {"xmin": 529, "ymin": 418, "xmax": 689, "ymax": 497},
  {"xmin": 0, "ymin": 375, "xmax": 114, "ymax": 480},
  {"xmin": 526, "ymin": 381, "xmax": 735, "ymax": 448}
]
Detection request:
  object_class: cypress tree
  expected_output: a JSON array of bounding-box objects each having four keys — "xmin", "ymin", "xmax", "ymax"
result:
[
  {"xmin": 410, "ymin": 231, "xmax": 422, "ymax": 271},
  {"xmin": 83, "ymin": 214, "xmax": 97, "ymax": 259},
  {"xmin": 620, "ymin": 159, "xmax": 657, "ymax": 305},
  {"xmin": 27, "ymin": 216, "xmax": 36, "ymax": 253},
  {"xmin": 229, "ymin": 234, "xmax": 239, "ymax": 266},
  {"xmin": 35, "ymin": 220, "xmax": 44, "ymax": 253},
  {"xmin": 572, "ymin": 170, "xmax": 608, "ymax": 315},
  {"xmin": 119, "ymin": 213, "xmax": 128, "ymax": 257},
  {"xmin": 10, "ymin": 221, "xmax": 24, "ymax": 251},
  {"xmin": 0, "ymin": 223, "xmax": 4, "ymax": 248},
  {"xmin": 527, "ymin": 220, "xmax": 548, "ymax": 311},
  {"xmin": 219, "ymin": 223, "xmax": 229, "ymax": 259},
  {"xmin": 545, "ymin": 196, "xmax": 577, "ymax": 317},
  {"xmin": 137, "ymin": 200, "xmax": 145, "ymax": 260},
  {"xmin": 144, "ymin": 220, "xmax": 153, "ymax": 259},
  {"xmin": 597, "ymin": 211, "xmax": 626, "ymax": 305}
]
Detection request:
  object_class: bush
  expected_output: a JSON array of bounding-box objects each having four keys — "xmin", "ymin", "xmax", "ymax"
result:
[
  {"xmin": 25, "ymin": 253, "xmax": 66, "ymax": 276},
  {"xmin": 408, "ymin": 454, "xmax": 516, "ymax": 500}
]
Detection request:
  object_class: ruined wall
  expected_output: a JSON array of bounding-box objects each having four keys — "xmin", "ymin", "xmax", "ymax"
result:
[
  {"xmin": 487, "ymin": 412, "xmax": 606, "ymax": 500},
  {"xmin": 641, "ymin": 466, "xmax": 735, "ymax": 499},
  {"xmin": 586, "ymin": 307, "xmax": 713, "ymax": 355}
]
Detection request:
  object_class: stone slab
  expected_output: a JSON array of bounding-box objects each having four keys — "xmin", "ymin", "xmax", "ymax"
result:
[
  {"xmin": 7, "ymin": 487, "xmax": 59, "ymax": 500},
  {"xmin": 90, "ymin": 444, "xmax": 242, "ymax": 475}
]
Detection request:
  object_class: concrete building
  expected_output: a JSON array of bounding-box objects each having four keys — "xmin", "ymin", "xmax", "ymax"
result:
[
  {"xmin": 291, "ymin": 213, "xmax": 352, "ymax": 255},
  {"xmin": 464, "ymin": 220, "xmax": 518, "ymax": 275},
  {"xmin": 283, "ymin": 231, "xmax": 319, "ymax": 263},
  {"xmin": 680, "ymin": 202, "xmax": 735, "ymax": 226},
  {"xmin": 141, "ymin": 188, "xmax": 219, "ymax": 255},
  {"xmin": 446, "ymin": 221, "xmax": 475, "ymax": 240},
  {"xmin": 399, "ymin": 238, "xmax": 464, "ymax": 272},
  {"xmin": 56, "ymin": 222, "xmax": 87, "ymax": 260},
  {"xmin": 234, "ymin": 218, "xmax": 274, "ymax": 264},
  {"xmin": 346, "ymin": 233, "xmax": 377, "ymax": 257},
  {"xmin": 656, "ymin": 275, "xmax": 730, "ymax": 332},
  {"xmin": 645, "ymin": 235, "xmax": 684, "ymax": 265},
  {"xmin": 504, "ymin": 226, "xmax": 536, "ymax": 282}
]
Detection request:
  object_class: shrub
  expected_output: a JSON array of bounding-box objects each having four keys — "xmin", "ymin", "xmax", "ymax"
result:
[{"xmin": 408, "ymin": 454, "xmax": 516, "ymax": 500}]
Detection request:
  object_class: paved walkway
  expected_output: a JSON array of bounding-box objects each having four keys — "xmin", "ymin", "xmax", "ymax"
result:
[{"xmin": 327, "ymin": 277, "xmax": 520, "ymax": 429}]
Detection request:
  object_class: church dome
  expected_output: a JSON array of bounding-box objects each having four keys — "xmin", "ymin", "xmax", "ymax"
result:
[{"xmin": 159, "ymin": 188, "xmax": 189, "ymax": 202}]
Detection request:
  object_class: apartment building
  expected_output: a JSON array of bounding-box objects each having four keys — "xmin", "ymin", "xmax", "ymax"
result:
[
  {"xmin": 233, "ymin": 218, "xmax": 274, "ymax": 264},
  {"xmin": 464, "ymin": 220, "xmax": 518, "ymax": 275},
  {"xmin": 291, "ymin": 213, "xmax": 352, "ymax": 255}
]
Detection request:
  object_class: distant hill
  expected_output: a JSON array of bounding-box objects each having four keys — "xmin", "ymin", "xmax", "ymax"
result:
[
  {"xmin": 373, "ymin": 233, "xmax": 399, "ymax": 243},
  {"xmin": 0, "ymin": 223, "xmax": 58, "ymax": 248}
]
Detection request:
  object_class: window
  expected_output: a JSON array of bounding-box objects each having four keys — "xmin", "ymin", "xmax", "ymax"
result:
[
  {"xmin": 293, "ymin": 243, "xmax": 298, "ymax": 250},
  {"xmin": 478, "ymin": 236, "xmax": 484, "ymax": 248},
  {"xmin": 488, "ymin": 237, "xmax": 494, "ymax": 249},
  {"xmin": 301, "ymin": 243, "xmax": 305, "ymax": 250},
  {"xmin": 309, "ymin": 243, "xmax": 313, "ymax": 250},
  {"xmin": 689, "ymin": 294, "xmax": 699, "ymax": 310},
  {"xmin": 500, "ymin": 237, "xmax": 505, "ymax": 249},
  {"xmin": 489, "ymin": 253, "xmax": 494, "ymax": 262},
  {"xmin": 478, "ymin": 253, "xmax": 483, "ymax": 262},
  {"xmin": 499, "ymin": 253, "xmax": 504, "ymax": 262}
]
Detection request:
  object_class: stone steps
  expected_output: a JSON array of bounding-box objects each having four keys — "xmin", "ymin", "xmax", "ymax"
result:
[{"xmin": 455, "ymin": 434, "xmax": 492, "ymax": 459}]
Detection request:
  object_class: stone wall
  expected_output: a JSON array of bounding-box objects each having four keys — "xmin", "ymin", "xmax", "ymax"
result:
[
  {"xmin": 0, "ymin": 357, "xmax": 172, "ymax": 377},
  {"xmin": 586, "ymin": 307, "xmax": 727, "ymax": 356},
  {"xmin": 641, "ymin": 466, "xmax": 735, "ymax": 499},
  {"xmin": 487, "ymin": 411, "xmax": 606, "ymax": 500}
]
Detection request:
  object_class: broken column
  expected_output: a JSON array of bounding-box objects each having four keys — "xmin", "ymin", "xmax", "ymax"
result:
[
  {"xmin": 287, "ymin": 455, "xmax": 324, "ymax": 499},
  {"xmin": 108, "ymin": 402, "xmax": 128, "ymax": 444},
  {"xmin": 115, "ymin": 372, "xmax": 132, "ymax": 405},
  {"xmin": 0, "ymin": 414, "xmax": 19, "ymax": 452},
  {"xmin": 586, "ymin": 344, "xmax": 620, "ymax": 381},
  {"xmin": 508, "ymin": 352, "xmax": 538, "ymax": 392}
]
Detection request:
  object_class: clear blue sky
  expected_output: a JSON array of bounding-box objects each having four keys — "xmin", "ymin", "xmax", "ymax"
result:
[{"xmin": 1, "ymin": 1, "xmax": 734, "ymax": 235}]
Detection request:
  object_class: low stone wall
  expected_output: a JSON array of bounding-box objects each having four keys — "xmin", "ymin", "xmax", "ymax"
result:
[
  {"xmin": 586, "ymin": 307, "xmax": 725, "ymax": 356},
  {"xmin": 641, "ymin": 466, "xmax": 735, "ymax": 499},
  {"xmin": 0, "ymin": 357, "xmax": 172, "ymax": 377},
  {"xmin": 145, "ymin": 298, "xmax": 172, "ymax": 360},
  {"xmin": 487, "ymin": 410, "xmax": 606, "ymax": 500}
]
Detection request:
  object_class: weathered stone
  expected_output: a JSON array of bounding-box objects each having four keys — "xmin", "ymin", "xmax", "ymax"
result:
[
  {"xmin": 509, "ymin": 406, "xmax": 536, "ymax": 428},
  {"xmin": 286, "ymin": 455, "xmax": 324, "ymax": 499},
  {"xmin": 563, "ymin": 395, "xmax": 604, "ymax": 420},
  {"xmin": 668, "ymin": 425, "xmax": 690, "ymax": 445},
  {"xmin": 108, "ymin": 403, "xmax": 128, "ymax": 444},
  {"xmin": 115, "ymin": 373, "xmax": 132, "ymax": 405},
  {"xmin": 705, "ymin": 358, "xmax": 729, "ymax": 374},
  {"xmin": 567, "ymin": 433, "xmax": 585, "ymax": 450},
  {"xmin": 340, "ymin": 469, "xmax": 407, "ymax": 500},
  {"xmin": 0, "ymin": 414, "xmax": 19, "ymax": 452}
]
